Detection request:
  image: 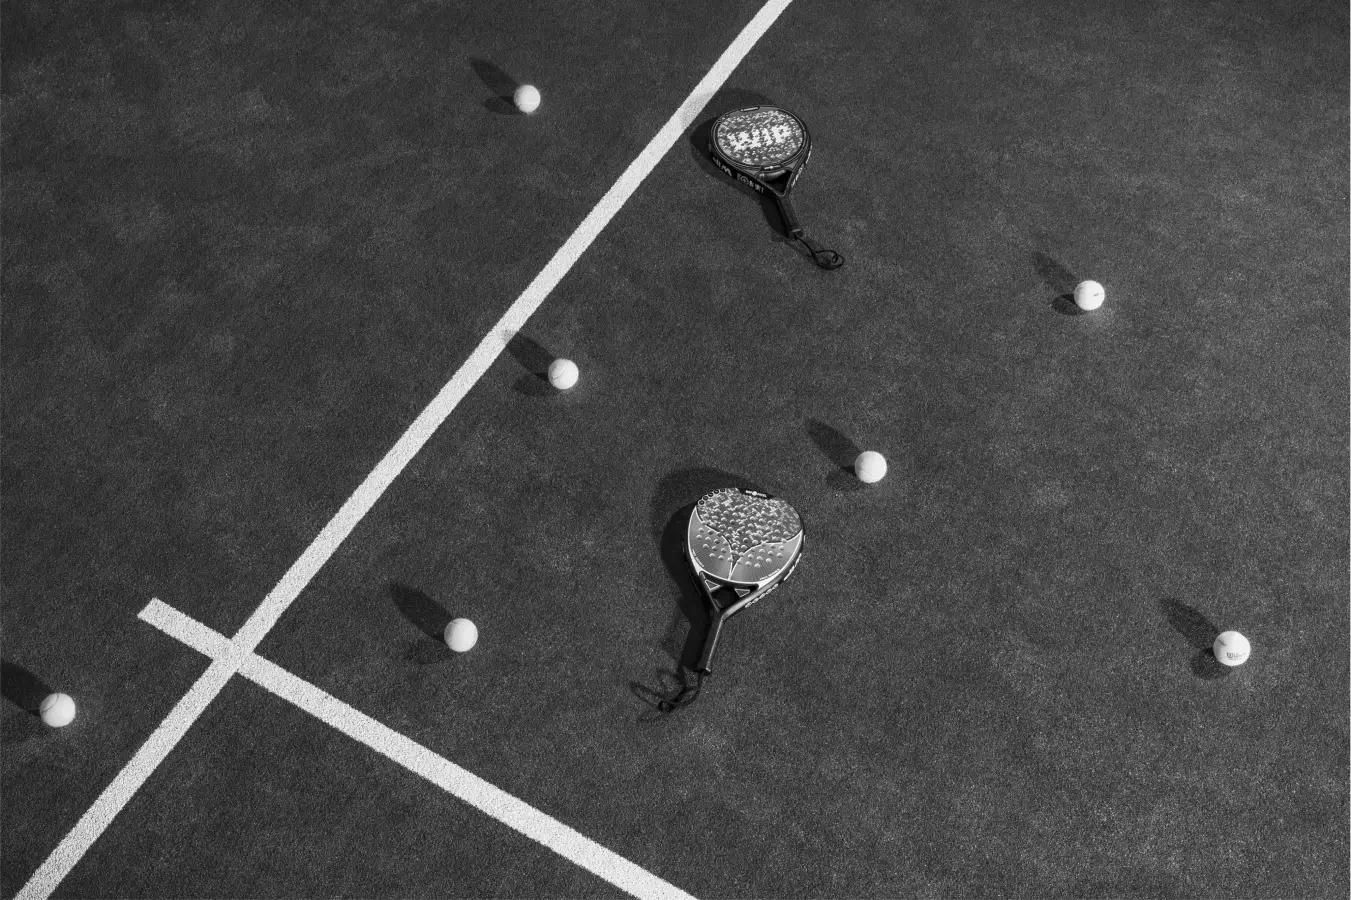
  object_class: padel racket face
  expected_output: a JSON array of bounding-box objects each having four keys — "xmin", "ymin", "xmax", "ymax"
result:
[
  {"xmin": 711, "ymin": 106, "xmax": 808, "ymax": 175},
  {"xmin": 686, "ymin": 488, "xmax": 803, "ymax": 614}
]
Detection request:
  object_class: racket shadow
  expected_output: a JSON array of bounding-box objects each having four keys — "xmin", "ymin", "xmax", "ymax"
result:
[
  {"xmin": 629, "ymin": 669, "xmax": 696, "ymax": 723},
  {"xmin": 655, "ymin": 504, "xmax": 710, "ymax": 668},
  {"xmin": 629, "ymin": 467, "xmax": 763, "ymax": 715}
]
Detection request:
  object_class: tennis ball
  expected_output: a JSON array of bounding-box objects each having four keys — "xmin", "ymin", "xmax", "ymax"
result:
[
  {"xmin": 548, "ymin": 358, "xmax": 579, "ymax": 390},
  {"xmin": 445, "ymin": 618, "xmax": 478, "ymax": 653},
  {"xmin": 1074, "ymin": 280, "xmax": 1105, "ymax": 311},
  {"xmin": 1213, "ymin": 630, "xmax": 1250, "ymax": 667},
  {"xmin": 855, "ymin": 450, "xmax": 887, "ymax": 483},
  {"xmin": 514, "ymin": 85, "xmax": 540, "ymax": 114},
  {"xmin": 40, "ymin": 693, "xmax": 76, "ymax": 727}
]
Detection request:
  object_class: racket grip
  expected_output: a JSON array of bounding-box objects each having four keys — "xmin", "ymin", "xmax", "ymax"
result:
[
  {"xmin": 695, "ymin": 613, "xmax": 727, "ymax": 675},
  {"xmin": 775, "ymin": 194, "xmax": 804, "ymax": 239}
]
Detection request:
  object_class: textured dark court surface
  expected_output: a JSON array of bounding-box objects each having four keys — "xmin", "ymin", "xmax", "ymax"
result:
[{"xmin": 3, "ymin": 0, "xmax": 1347, "ymax": 897}]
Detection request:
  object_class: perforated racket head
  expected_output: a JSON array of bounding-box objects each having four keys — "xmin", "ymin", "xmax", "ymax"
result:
[
  {"xmin": 712, "ymin": 106, "xmax": 808, "ymax": 173},
  {"xmin": 686, "ymin": 488, "xmax": 804, "ymax": 606}
]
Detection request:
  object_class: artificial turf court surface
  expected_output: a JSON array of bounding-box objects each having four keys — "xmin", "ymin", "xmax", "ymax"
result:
[{"xmin": 2, "ymin": 0, "xmax": 1348, "ymax": 897}]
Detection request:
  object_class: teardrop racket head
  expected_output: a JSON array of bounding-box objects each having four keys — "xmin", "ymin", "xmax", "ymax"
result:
[
  {"xmin": 685, "ymin": 488, "xmax": 804, "ymax": 591},
  {"xmin": 711, "ymin": 106, "xmax": 808, "ymax": 172}
]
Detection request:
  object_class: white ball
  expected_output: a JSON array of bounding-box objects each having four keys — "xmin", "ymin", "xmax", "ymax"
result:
[
  {"xmin": 40, "ymin": 692, "xmax": 76, "ymax": 727},
  {"xmin": 1074, "ymin": 280, "xmax": 1105, "ymax": 311},
  {"xmin": 1213, "ymin": 630, "xmax": 1251, "ymax": 667},
  {"xmin": 548, "ymin": 358, "xmax": 579, "ymax": 390},
  {"xmin": 514, "ymin": 85, "xmax": 540, "ymax": 114},
  {"xmin": 445, "ymin": 618, "xmax": 478, "ymax": 653},
  {"xmin": 855, "ymin": 450, "xmax": 887, "ymax": 483}
]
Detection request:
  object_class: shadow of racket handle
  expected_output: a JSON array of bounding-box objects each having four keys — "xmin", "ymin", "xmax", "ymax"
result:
[{"xmin": 695, "ymin": 612, "xmax": 728, "ymax": 675}]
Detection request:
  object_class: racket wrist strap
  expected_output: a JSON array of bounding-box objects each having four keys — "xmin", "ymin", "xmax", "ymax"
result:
[
  {"xmin": 795, "ymin": 234, "xmax": 844, "ymax": 270},
  {"xmin": 658, "ymin": 669, "xmax": 706, "ymax": 713}
]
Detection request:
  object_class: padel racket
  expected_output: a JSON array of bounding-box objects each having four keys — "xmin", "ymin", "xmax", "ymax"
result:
[
  {"xmin": 661, "ymin": 488, "xmax": 804, "ymax": 711},
  {"xmin": 708, "ymin": 106, "xmax": 844, "ymax": 270}
]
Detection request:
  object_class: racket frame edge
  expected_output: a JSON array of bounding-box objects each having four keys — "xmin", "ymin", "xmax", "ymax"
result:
[{"xmin": 684, "ymin": 532, "xmax": 803, "ymax": 675}]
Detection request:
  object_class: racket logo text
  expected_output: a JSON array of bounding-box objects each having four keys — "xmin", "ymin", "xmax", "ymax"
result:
[
  {"xmin": 724, "ymin": 123, "xmax": 797, "ymax": 155},
  {"xmin": 710, "ymin": 153, "xmax": 768, "ymax": 194}
]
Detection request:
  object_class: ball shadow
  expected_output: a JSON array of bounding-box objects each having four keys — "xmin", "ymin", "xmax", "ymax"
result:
[
  {"xmin": 1032, "ymin": 251, "xmax": 1086, "ymax": 317},
  {"xmin": 1, "ymin": 660, "xmax": 53, "ymax": 744},
  {"xmin": 1050, "ymin": 293, "xmax": 1085, "ymax": 316},
  {"xmin": 470, "ymin": 57, "xmax": 523, "ymax": 115},
  {"xmin": 806, "ymin": 418, "xmax": 866, "ymax": 492},
  {"xmin": 1, "ymin": 660, "xmax": 52, "ymax": 712},
  {"xmin": 390, "ymin": 582, "xmax": 453, "ymax": 664},
  {"xmin": 505, "ymin": 332, "xmax": 554, "ymax": 396},
  {"xmin": 1157, "ymin": 597, "xmax": 1228, "ymax": 680}
]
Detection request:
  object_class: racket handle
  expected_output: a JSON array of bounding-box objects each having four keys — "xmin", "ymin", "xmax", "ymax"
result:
[
  {"xmin": 695, "ymin": 613, "xmax": 727, "ymax": 675},
  {"xmin": 775, "ymin": 194, "xmax": 804, "ymax": 239}
]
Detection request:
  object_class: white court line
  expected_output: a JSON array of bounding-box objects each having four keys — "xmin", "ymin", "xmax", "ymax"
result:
[
  {"xmin": 232, "ymin": 0, "xmax": 797, "ymax": 655},
  {"xmin": 15, "ymin": 2, "xmax": 796, "ymax": 897},
  {"xmin": 136, "ymin": 600, "xmax": 696, "ymax": 900}
]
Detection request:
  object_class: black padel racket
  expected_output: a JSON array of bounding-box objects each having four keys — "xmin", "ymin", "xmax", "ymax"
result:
[
  {"xmin": 661, "ymin": 488, "xmax": 804, "ymax": 711},
  {"xmin": 708, "ymin": 106, "xmax": 843, "ymax": 270}
]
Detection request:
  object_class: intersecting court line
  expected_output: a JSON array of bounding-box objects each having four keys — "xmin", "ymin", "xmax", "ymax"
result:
[
  {"xmin": 132, "ymin": 599, "xmax": 697, "ymax": 900},
  {"xmin": 15, "ymin": 3, "xmax": 797, "ymax": 898}
]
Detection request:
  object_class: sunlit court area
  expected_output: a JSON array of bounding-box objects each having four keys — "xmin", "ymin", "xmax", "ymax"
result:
[{"xmin": 2, "ymin": 1, "xmax": 1348, "ymax": 897}]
